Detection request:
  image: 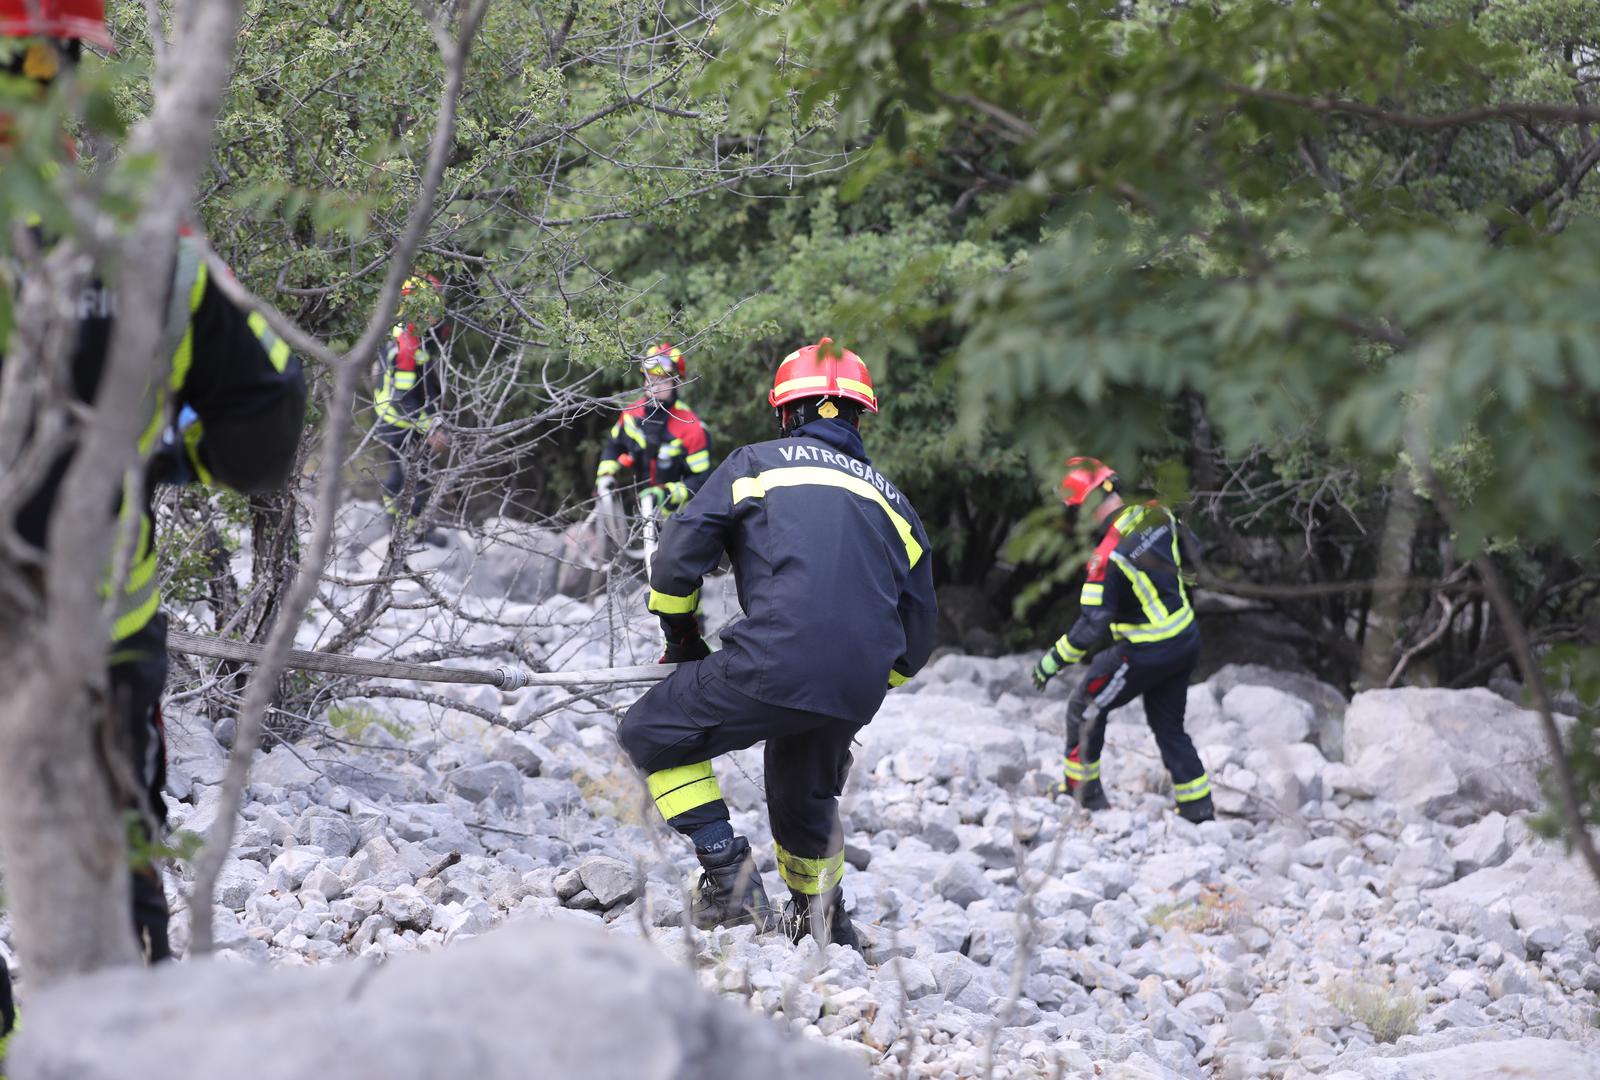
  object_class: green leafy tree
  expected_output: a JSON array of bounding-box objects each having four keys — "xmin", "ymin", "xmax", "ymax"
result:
[{"xmin": 715, "ymin": 0, "xmax": 1600, "ymax": 877}]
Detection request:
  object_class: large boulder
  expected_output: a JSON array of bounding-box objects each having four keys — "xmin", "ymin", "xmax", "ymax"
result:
[
  {"xmin": 1428, "ymin": 844, "xmax": 1600, "ymax": 940},
  {"xmin": 1207, "ymin": 663, "xmax": 1348, "ymax": 760},
  {"xmin": 1220, "ymin": 685, "xmax": 1314, "ymax": 746},
  {"xmin": 9, "ymin": 918, "xmax": 864, "ymax": 1080},
  {"xmin": 1343, "ymin": 688, "xmax": 1548, "ymax": 824}
]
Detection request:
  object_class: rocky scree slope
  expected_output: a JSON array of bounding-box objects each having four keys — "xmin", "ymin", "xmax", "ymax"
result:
[{"xmin": 5, "ymin": 508, "xmax": 1598, "ymax": 1080}]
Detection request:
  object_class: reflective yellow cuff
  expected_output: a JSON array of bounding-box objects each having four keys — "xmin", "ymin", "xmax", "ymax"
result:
[
  {"xmin": 775, "ymin": 843, "xmax": 845, "ymax": 895},
  {"xmin": 1080, "ymin": 583, "xmax": 1104, "ymax": 607},
  {"xmin": 685, "ymin": 451, "xmax": 711, "ymax": 472},
  {"xmin": 1063, "ymin": 756, "xmax": 1101, "ymax": 781},
  {"xmin": 888, "ymin": 669, "xmax": 910, "ymax": 688},
  {"xmin": 1052, "ymin": 635, "xmax": 1086, "ymax": 665},
  {"xmin": 648, "ymin": 762, "xmax": 723, "ymax": 821},
  {"xmin": 597, "ymin": 459, "xmax": 621, "ymax": 478},
  {"xmin": 648, "ymin": 588, "xmax": 700, "ymax": 615},
  {"xmin": 1174, "ymin": 773, "xmax": 1211, "ymax": 802}
]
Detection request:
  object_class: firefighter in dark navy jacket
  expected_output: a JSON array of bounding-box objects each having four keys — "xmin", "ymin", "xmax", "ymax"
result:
[{"xmin": 617, "ymin": 338, "xmax": 937, "ymax": 949}]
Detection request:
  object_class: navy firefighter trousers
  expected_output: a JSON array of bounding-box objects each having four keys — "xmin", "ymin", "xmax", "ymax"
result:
[{"xmin": 618, "ymin": 650, "xmax": 858, "ymax": 897}]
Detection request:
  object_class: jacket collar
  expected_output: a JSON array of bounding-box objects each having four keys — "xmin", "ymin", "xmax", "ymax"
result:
[{"xmin": 792, "ymin": 418, "xmax": 870, "ymax": 463}]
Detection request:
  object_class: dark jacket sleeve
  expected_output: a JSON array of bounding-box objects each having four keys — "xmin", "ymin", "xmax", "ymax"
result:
[
  {"xmin": 597, "ymin": 412, "xmax": 636, "ymax": 478},
  {"xmin": 176, "ymin": 271, "xmax": 306, "ymax": 494},
  {"xmin": 1047, "ymin": 538, "xmax": 1119, "ymax": 666},
  {"xmin": 647, "ymin": 448, "xmax": 741, "ymax": 617},
  {"xmin": 889, "ymin": 507, "xmax": 938, "ymax": 686},
  {"xmin": 680, "ymin": 417, "xmax": 712, "ymax": 495}
]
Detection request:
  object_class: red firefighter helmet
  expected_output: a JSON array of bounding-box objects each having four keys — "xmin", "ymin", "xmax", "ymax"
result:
[
  {"xmin": 768, "ymin": 337, "xmax": 878, "ymax": 413},
  {"xmin": 0, "ymin": 0, "xmax": 113, "ymax": 49},
  {"xmin": 1060, "ymin": 456, "xmax": 1117, "ymax": 507},
  {"xmin": 640, "ymin": 342, "xmax": 685, "ymax": 379}
]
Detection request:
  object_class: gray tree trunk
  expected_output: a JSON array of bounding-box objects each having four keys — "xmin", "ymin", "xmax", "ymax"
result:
[{"xmin": 1358, "ymin": 471, "xmax": 1422, "ymax": 690}]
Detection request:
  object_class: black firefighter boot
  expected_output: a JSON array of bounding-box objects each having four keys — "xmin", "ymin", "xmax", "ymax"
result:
[
  {"xmin": 690, "ymin": 836, "xmax": 773, "ymax": 930},
  {"xmin": 1061, "ymin": 777, "xmax": 1111, "ymax": 812},
  {"xmin": 783, "ymin": 887, "xmax": 860, "ymax": 951},
  {"xmin": 1177, "ymin": 794, "xmax": 1216, "ymax": 824}
]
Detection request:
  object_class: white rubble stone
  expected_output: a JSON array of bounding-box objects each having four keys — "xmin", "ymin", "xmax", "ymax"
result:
[
  {"xmin": 932, "ymin": 858, "xmax": 994, "ymax": 908},
  {"xmin": 268, "ymin": 848, "xmax": 324, "ymax": 891},
  {"xmin": 1448, "ymin": 813, "xmax": 1512, "ymax": 875},
  {"xmin": 213, "ymin": 861, "xmax": 266, "ymax": 911},
  {"xmin": 577, "ymin": 856, "xmax": 642, "ymax": 908},
  {"xmin": 444, "ymin": 761, "xmax": 525, "ymax": 812}
]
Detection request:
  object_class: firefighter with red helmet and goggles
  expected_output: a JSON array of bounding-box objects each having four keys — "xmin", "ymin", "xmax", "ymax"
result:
[
  {"xmin": 595, "ymin": 342, "xmax": 712, "ymax": 515},
  {"xmin": 616, "ymin": 337, "xmax": 937, "ymax": 950},
  {"xmin": 0, "ymin": 0, "xmax": 307, "ymax": 980},
  {"xmin": 1033, "ymin": 457, "xmax": 1213, "ymax": 822}
]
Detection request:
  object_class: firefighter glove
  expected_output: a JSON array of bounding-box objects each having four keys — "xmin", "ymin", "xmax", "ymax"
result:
[
  {"xmin": 659, "ymin": 614, "xmax": 710, "ymax": 664},
  {"xmin": 1032, "ymin": 651, "xmax": 1062, "ymax": 692}
]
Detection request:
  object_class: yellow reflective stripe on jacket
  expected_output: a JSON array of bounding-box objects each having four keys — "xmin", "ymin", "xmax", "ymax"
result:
[
  {"xmin": 246, "ymin": 311, "xmax": 292, "ymax": 373},
  {"xmin": 596, "ymin": 458, "xmax": 621, "ymax": 478},
  {"xmin": 1062, "ymin": 756, "xmax": 1101, "ymax": 781},
  {"xmin": 647, "ymin": 762, "xmax": 722, "ymax": 820},
  {"xmin": 138, "ymin": 250, "xmax": 210, "ymax": 455},
  {"xmin": 730, "ymin": 466, "xmax": 923, "ymax": 569},
  {"xmin": 685, "ymin": 450, "xmax": 711, "ymax": 473},
  {"xmin": 648, "ymin": 588, "xmax": 700, "ymax": 615},
  {"xmin": 1080, "ymin": 582, "xmax": 1104, "ymax": 607},
  {"xmin": 182, "ymin": 420, "xmax": 214, "ymax": 485},
  {"xmin": 619, "ymin": 413, "xmax": 646, "ymax": 448},
  {"xmin": 888, "ymin": 669, "xmax": 910, "ymax": 687},
  {"xmin": 107, "ymin": 513, "xmax": 159, "ymax": 642},
  {"xmin": 1111, "ymin": 551, "xmax": 1169, "ymax": 624},
  {"xmin": 1108, "ymin": 540, "xmax": 1194, "ymax": 644},
  {"xmin": 774, "ymin": 842, "xmax": 845, "ymax": 895},
  {"xmin": 1173, "ymin": 773, "xmax": 1211, "ymax": 802},
  {"xmin": 166, "ymin": 255, "xmax": 209, "ymax": 393},
  {"xmin": 374, "ymin": 377, "xmax": 426, "ymax": 428},
  {"xmin": 1111, "ymin": 604, "xmax": 1194, "ymax": 643}
]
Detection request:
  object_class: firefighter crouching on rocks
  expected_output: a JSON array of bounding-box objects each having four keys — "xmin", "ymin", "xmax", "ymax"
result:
[
  {"xmin": 595, "ymin": 343, "xmax": 713, "ymax": 516},
  {"xmin": 0, "ymin": 0, "xmax": 309, "ymax": 962},
  {"xmin": 1031, "ymin": 458, "xmax": 1214, "ymax": 824},
  {"xmin": 617, "ymin": 338, "xmax": 938, "ymax": 948}
]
